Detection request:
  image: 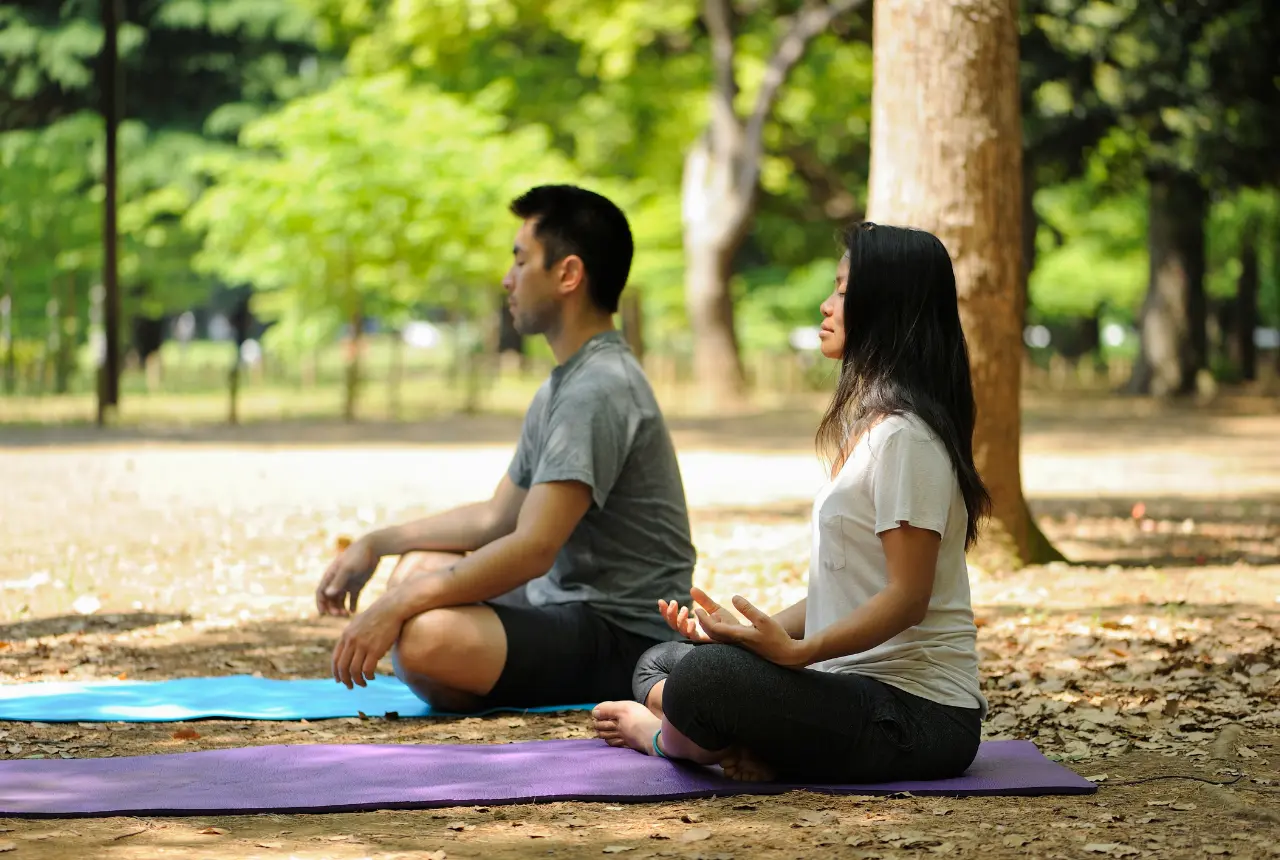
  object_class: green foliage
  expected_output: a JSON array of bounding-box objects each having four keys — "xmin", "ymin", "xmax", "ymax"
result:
[
  {"xmin": 188, "ymin": 73, "xmax": 576, "ymax": 331},
  {"xmin": 1206, "ymin": 187, "xmax": 1280, "ymax": 325},
  {"xmin": 1030, "ymin": 180, "xmax": 1148, "ymax": 321}
]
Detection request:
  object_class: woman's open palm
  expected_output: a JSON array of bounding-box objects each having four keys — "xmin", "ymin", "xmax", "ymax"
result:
[{"xmin": 659, "ymin": 586, "xmax": 745, "ymax": 643}]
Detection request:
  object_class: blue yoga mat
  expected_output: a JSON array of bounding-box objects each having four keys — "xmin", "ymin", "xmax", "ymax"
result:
[{"xmin": 0, "ymin": 676, "xmax": 594, "ymax": 723}]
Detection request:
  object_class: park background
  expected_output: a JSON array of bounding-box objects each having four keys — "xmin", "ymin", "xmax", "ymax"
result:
[{"xmin": 1, "ymin": 1, "xmax": 1279, "ymax": 858}]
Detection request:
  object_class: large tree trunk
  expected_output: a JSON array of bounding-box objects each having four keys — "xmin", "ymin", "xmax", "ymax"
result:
[
  {"xmin": 866, "ymin": 0, "xmax": 1061, "ymax": 569},
  {"xmin": 620, "ymin": 288, "xmax": 646, "ymax": 362},
  {"xmin": 1234, "ymin": 228, "xmax": 1259, "ymax": 383},
  {"xmin": 1126, "ymin": 171, "xmax": 1207, "ymax": 396}
]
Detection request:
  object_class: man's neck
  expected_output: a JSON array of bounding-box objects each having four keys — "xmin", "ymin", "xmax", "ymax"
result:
[{"xmin": 545, "ymin": 314, "xmax": 616, "ymax": 365}]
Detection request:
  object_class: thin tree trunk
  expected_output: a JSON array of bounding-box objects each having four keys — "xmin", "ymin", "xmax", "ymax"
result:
[
  {"xmin": 97, "ymin": 0, "xmax": 122, "ymax": 425},
  {"xmin": 388, "ymin": 327, "xmax": 403, "ymax": 419},
  {"xmin": 1, "ymin": 285, "xmax": 13, "ymax": 396},
  {"xmin": 227, "ymin": 348, "xmax": 240, "ymax": 425},
  {"xmin": 866, "ymin": 0, "xmax": 1062, "ymax": 568},
  {"xmin": 343, "ymin": 307, "xmax": 363, "ymax": 422},
  {"xmin": 1235, "ymin": 228, "xmax": 1259, "ymax": 382},
  {"xmin": 620, "ymin": 288, "xmax": 645, "ymax": 362},
  {"xmin": 1126, "ymin": 171, "xmax": 1207, "ymax": 396}
]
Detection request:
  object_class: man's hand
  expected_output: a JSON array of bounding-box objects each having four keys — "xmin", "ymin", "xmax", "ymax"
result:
[
  {"xmin": 331, "ymin": 597, "xmax": 403, "ymax": 688},
  {"xmin": 694, "ymin": 593, "xmax": 813, "ymax": 668},
  {"xmin": 316, "ymin": 536, "xmax": 381, "ymax": 617}
]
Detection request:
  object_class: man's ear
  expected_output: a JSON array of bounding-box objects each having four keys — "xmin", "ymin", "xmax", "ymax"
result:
[{"xmin": 556, "ymin": 255, "xmax": 586, "ymax": 296}]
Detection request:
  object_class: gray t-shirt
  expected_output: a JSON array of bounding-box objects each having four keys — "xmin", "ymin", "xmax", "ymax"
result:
[{"xmin": 508, "ymin": 331, "xmax": 696, "ymax": 641}]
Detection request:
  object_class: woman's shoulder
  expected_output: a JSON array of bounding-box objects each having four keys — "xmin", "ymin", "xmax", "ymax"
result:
[{"xmin": 866, "ymin": 412, "xmax": 941, "ymax": 449}]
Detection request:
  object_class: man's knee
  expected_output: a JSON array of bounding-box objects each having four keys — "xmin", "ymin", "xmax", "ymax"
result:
[
  {"xmin": 386, "ymin": 551, "xmax": 463, "ymax": 591},
  {"xmin": 390, "ymin": 604, "xmax": 507, "ymax": 702},
  {"xmin": 393, "ymin": 608, "xmax": 467, "ymax": 672}
]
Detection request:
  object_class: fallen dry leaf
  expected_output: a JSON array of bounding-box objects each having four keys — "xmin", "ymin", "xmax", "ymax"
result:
[
  {"xmin": 679, "ymin": 828, "xmax": 712, "ymax": 843},
  {"xmin": 1202, "ymin": 847, "xmax": 1230, "ymax": 856},
  {"xmin": 1003, "ymin": 835, "xmax": 1033, "ymax": 848},
  {"xmin": 254, "ymin": 841, "xmax": 284, "ymax": 849},
  {"xmin": 1237, "ymin": 746, "xmax": 1259, "ymax": 759},
  {"xmin": 171, "ymin": 728, "xmax": 200, "ymax": 741},
  {"xmin": 603, "ymin": 847, "xmax": 636, "ymax": 855},
  {"xmin": 0, "ymin": 843, "xmax": 13, "ymax": 854},
  {"xmin": 424, "ymin": 852, "xmax": 447, "ymax": 860},
  {"xmin": 682, "ymin": 813, "xmax": 702, "ymax": 824},
  {"xmin": 197, "ymin": 827, "xmax": 227, "ymax": 836},
  {"xmin": 1172, "ymin": 803, "xmax": 1198, "ymax": 811}
]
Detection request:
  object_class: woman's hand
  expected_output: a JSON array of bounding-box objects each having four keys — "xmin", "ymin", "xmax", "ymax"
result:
[
  {"xmin": 694, "ymin": 594, "xmax": 814, "ymax": 668},
  {"xmin": 659, "ymin": 586, "xmax": 746, "ymax": 643}
]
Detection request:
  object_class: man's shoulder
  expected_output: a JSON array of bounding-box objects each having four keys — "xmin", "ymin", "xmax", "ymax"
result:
[{"xmin": 556, "ymin": 346, "xmax": 658, "ymax": 416}]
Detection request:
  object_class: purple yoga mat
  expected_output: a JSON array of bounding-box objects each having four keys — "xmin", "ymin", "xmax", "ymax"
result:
[{"xmin": 0, "ymin": 738, "xmax": 1094, "ymax": 817}]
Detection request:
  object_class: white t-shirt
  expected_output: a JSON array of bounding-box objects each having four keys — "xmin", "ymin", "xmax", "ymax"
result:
[{"xmin": 803, "ymin": 413, "xmax": 987, "ymax": 717}]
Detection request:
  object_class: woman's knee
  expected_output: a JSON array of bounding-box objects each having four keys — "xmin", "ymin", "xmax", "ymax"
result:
[
  {"xmin": 664, "ymin": 644, "xmax": 756, "ymax": 711},
  {"xmin": 631, "ymin": 641, "xmax": 697, "ymax": 704}
]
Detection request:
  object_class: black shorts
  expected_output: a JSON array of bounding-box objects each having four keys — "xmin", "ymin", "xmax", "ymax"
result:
[{"xmin": 479, "ymin": 585, "xmax": 662, "ymax": 709}]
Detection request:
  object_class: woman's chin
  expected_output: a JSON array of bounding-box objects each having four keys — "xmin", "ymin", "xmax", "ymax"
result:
[{"xmin": 818, "ymin": 344, "xmax": 842, "ymax": 361}]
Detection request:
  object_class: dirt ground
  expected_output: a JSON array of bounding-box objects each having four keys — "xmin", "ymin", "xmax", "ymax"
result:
[{"xmin": 1, "ymin": 394, "xmax": 1279, "ymax": 859}]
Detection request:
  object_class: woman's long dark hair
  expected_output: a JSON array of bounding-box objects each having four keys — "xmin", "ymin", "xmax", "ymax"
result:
[{"xmin": 815, "ymin": 222, "xmax": 992, "ymax": 549}]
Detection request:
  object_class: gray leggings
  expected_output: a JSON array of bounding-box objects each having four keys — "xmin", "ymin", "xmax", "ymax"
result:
[{"xmin": 633, "ymin": 641, "xmax": 982, "ymax": 784}]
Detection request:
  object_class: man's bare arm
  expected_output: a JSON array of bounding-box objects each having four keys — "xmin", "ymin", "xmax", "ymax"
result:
[
  {"xmin": 382, "ymin": 480, "xmax": 593, "ymax": 617},
  {"xmin": 368, "ymin": 475, "xmax": 527, "ymax": 556},
  {"xmin": 316, "ymin": 474, "xmax": 528, "ymax": 616}
]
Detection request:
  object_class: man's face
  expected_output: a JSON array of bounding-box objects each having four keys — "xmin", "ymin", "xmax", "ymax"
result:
[{"xmin": 502, "ymin": 219, "xmax": 561, "ymax": 335}]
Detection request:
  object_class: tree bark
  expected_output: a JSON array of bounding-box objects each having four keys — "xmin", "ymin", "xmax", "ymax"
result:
[
  {"xmin": 1235, "ymin": 227, "xmax": 1259, "ymax": 383},
  {"xmin": 866, "ymin": 0, "xmax": 1062, "ymax": 568},
  {"xmin": 1126, "ymin": 171, "xmax": 1207, "ymax": 396}
]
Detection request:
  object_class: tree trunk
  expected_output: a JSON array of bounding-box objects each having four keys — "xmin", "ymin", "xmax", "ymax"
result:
[
  {"xmin": 387, "ymin": 327, "xmax": 403, "ymax": 419},
  {"xmin": 1126, "ymin": 171, "xmax": 1207, "ymax": 396},
  {"xmin": 620, "ymin": 288, "xmax": 645, "ymax": 362},
  {"xmin": 227, "ymin": 348, "xmax": 241, "ymax": 426},
  {"xmin": 866, "ymin": 0, "xmax": 1062, "ymax": 569},
  {"xmin": 1235, "ymin": 228, "xmax": 1259, "ymax": 383},
  {"xmin": 97, "ymin": 0, "xmax": 122, "ymax": 426},
  {"xmin": 1, "ymin": 287, "xmax": 13, "ymax": 396},
  {"xmin": 685, "ymin": 234, "xmax": 746, "ymax": 400},
  {"xmin": 682, "ymin": 138, "xmax": 750, "ymax": 404},
  {"xmin": 343, "ymin": 309, "xmax": 363, "ymax": 423}
]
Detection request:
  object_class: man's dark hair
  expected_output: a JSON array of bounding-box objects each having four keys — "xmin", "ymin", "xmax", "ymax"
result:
[{"xmin": 509, "ymin": 185, "xmax": 634, "ymax": 314}]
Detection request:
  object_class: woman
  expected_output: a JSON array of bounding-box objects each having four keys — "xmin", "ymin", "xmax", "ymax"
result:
[{"xmin": 591, "ymin": 222, "xmax": 991, "ymax": 784}]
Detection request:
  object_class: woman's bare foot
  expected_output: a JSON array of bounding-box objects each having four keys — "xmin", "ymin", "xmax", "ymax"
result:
[
  {"xmin": 720, "ymin": 747, "xmax": 775, "ymax": 782},
  {"xmin": 592, "ymin": 700, "xmax": 662, "ymax": 754}
]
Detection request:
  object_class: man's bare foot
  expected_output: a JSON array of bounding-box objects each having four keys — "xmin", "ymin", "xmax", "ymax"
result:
[
  {"xmin": 592, "ymin": 700, "xmax": 662, "ymax": 754},
  {"xmin": 720, "ymin": 747, "xmax": 775, "ymax": 782}
]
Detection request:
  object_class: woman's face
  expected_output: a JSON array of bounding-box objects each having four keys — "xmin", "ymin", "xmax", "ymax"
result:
[{"xmin": 818, "ymin": 253, "xmax": 850, "ymax": 360}]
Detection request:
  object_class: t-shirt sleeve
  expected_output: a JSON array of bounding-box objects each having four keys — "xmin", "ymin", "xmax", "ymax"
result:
[
  {"xmin": 531, "ymin": 392, "xmax": 636, "ymax": 509},
  {"xmin": 870, "ymin": 426, "xmax": 955, "ymax": 537}
]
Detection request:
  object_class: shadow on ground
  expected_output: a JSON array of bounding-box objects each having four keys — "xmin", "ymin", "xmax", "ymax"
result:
[{"xmin": 0, "ymin": 612, "xmax": 190, "ymax": 642}]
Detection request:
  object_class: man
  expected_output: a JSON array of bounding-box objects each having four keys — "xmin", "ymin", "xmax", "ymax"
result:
[{"xmin": 315, "ymin": 184, "xmax": 697, "ymax": 713}]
